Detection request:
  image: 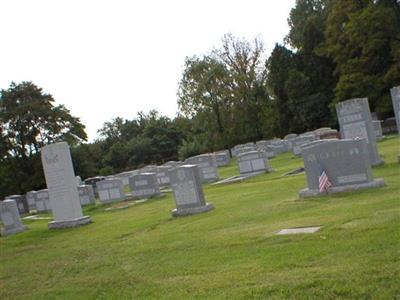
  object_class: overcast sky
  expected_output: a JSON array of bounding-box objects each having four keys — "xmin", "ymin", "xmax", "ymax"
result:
[{"xmin": 0, "ymin": 0, "xmax": 295, "ymax": 141}]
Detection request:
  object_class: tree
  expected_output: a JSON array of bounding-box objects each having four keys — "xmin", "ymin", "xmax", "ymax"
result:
[
  {"xmin": 0, "ymin": 81, "xmax": 87, "ymax": 197},
  {"xmin": 324, "ymin": 0, "xmax": 400, "ymax": 114}
]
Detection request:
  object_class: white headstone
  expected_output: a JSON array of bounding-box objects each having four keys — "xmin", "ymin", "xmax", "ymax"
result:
[{"xmin": 41, "ymin": 142, "xmax": 91, "ymax": 229}]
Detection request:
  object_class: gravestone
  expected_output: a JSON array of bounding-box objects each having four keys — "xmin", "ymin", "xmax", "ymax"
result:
[
  {"xmin": 5, "ymin": 195, "xmax": 29, "ymax": 215},
  {"xmin": 299, "ymin": 139, "xmax": 385, "ymax": 198},
  {"xmin": 114, "ymin": 170, "xmax": 138, "ymax": 186},
  {"xmin": 262, "ymin": 145, "xmax": 277, "ymax": 159},
  {"xmin": 78, "ymin": 185, "xmax": 96, "ymax": 206},
  {"xmin": 372, "ymin": 120, "xmax": 383, "ymax": 141},
  {"xmin": 41, "ymin": 142, "xmax": 91, "ymax": 229},
  {"xmin": 237, "ymin": 151, "xmax": 272, "ymax": 175},
  {"xmin": 163, "ymin": 161, "xmax": 183, "ymax": 169},
  {"xmin": 214, "ymin": 150, "xmax": 230, "ymax": 167},
  {"xmin": 169, "ymin": 165, "xmax": 214, "ymax": 217},
  {"xmin": 156, "ymin": 166, "xmax": 171, "ymax": 187},
  {"xmin": 25, "ymin": 191, "xmax": 37, "ymax": 212},
  {"xmin": 390, "ymin": 86, "xmax": 400, "ymax": 133},
  {"xmin": 336, "ymin": 98, "xmax": 384, "ymax": 166},
  {"xmin": 76, "ymin": 176, "xmax": 82, "ymax": 186},
  {"xmin": 292, "ymin": 136, "xmax": 316, "ymax": 156},
  {"xmin": 140, "ymin": 165, "xmax": 158, "ymax": 174},
  {"xmin": 129, "ymin": 173, "xmax": 161, "ymax": 199},
  {"xmin": 96, "ymin": 178, "xmax": 126, "ymax": 203},
  {"xmin": 35, "ymin": 189, "xmax": 51, "ymax": 213},
  {"xmin": 184, "ymin": 154, "xmax": 219, "ymax": 183},
  {"xmin": 0, "ymin": 199, "xmax": 28, "ymax": 236}
]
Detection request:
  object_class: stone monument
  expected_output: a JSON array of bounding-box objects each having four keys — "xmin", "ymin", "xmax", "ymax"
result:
[
  {"xmin": 299, "ymin": 139, "xmax": 385, "ymax": 198},
  {"xmin": 5, "ymin": 195, "xmax": 29, "ymax": 215},
  {"xmin": 78, "ymin": 185, "xmax": 96, "ymax": 206},
  {"xmin": 129, "ymin": 173, "xmax": 161, "ymax": 199},
  {"xmin": 156, "ymin": 166, "xmax": 171, "ymax": 187},
  {"xmin": 96, "ymin": 178, "xmax": 126, "ymax": 203},
  {"xmin": 0, "ymin": 199, "xmax": 28, "ymax": 236},
  {"xmin": 184, "ymin": 154, "xmax": 219, "ymax": 183},
  {"xmin": 25, "ymin": 191, "xmax": 37, "ymax": 212},
  {"xmin": 35, "ymin": 189, "xmax": 51, "ymax": 213},
  {"xmin": 237, "ymin": 151, "xmax": 272, "ymax": 175},
  {"xmin": 169, "ymin": 165, "xmax": 214, "ymax": 217},
  {"xmin": 336, "ymin": 98, "xmax": 384, "ymax": 166},
  {"xmin": 41, "ymin": 142, "xmax": 91, "ymax": 229},
  {"xmin": 214, "ymin": 150, "xmax": 230, "ymax": 167}
]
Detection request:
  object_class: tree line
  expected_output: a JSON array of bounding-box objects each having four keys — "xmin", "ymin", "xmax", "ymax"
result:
[{"xmin": 1, "ymin": 0, "xmax": 399, "ymax": 198}]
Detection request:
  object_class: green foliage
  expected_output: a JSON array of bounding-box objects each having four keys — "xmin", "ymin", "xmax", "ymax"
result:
[{"xmin": 324, "ymin": 0, "xmax": 400, "ymax": 114}]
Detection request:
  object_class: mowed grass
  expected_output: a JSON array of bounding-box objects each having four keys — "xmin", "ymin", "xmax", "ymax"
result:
[{"xmin": 1, "ymin": 137, "xmax": 399, "ymax": 299}]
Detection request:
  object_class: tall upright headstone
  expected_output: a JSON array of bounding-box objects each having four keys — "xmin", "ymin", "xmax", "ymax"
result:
[
  {"xmin": 336, "ymin": 98, "xmax": 384, "ymax": 166},
  {"xmin": 390, "ymin": 86, "xmax": 400, "ymax": 133},
  {"xmin": 0, "ymin": 199, "xmax": 28, "ymax": 236},
  {"xmin": 41, "ymin": 142, "xmax": 91, "ymax": 229},
  {"xmin": 299, "ymin": 139, "xmax": 385, "ymax": 198},
  {"xmin": 169, "ymin": 165, "xmax": 214, "ymax": 217}
]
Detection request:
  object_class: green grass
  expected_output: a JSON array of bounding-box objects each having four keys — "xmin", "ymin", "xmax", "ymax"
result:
[{"xmin": 1, "ymin": 136, "xmax": 399, "ymax": 299}]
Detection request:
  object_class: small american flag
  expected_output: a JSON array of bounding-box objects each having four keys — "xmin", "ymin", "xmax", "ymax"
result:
[{"xmin": 319, "ymin": 169, "xmax": 332, "ymax": 193}]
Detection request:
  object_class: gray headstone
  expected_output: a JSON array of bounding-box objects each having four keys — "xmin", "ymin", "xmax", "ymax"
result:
[
  {"xmin": 5, "ymin": 195, "xmax": 29, "ymax": 215},
  {"xmin": 336, "ymin": 98, "xmax": 384, "ymax": 166},
  {"xmin": 237, "ymin": 151, "xmax": 272, "ymax": 174},
  {"xmin": 156, "ymin": 166, "xmax": 171, "ymax": 187},
  {"xmin": 214, "ymin": 150, "xmax": 230, "ymax": 167},
  {"xmin": 292, "ymin": 136, "xmax": 316, "ymax": 156},
  {"xmin": 139, "ymin": 165, "xmax": 158, "ymax": 174},
  {"xmin": 25, "ymin": 191, "xmax": 37, "ymax": 212},
  {"xmin": 76, "ymin": 176, "xmax": 82, "ymax": 186},
  {"xmin": 129, "ymin": 173, "xmax": 161, "ymax": 199},
  {"xmin": 96, "ymin": 178, "xmax": 126, "ymax": 203},
  {"xmin": 169, "ymin": 165, "xmax": 214, "ymax": 217},
  {"xmin": 299, "ymin": 139, "xmax": 385, "ymax": 198},
  {"xmin": 372, "ymin": 120, "xmax": 383, "ymax": 141},
  {"xmin": 163, "ymin": 161, "xmax": 183, "ymax": 168},
  {"xmin": 35, "ymin": 189, "xmax": 51, "ymax": 213},
  {"xmin": 390, "ymin": 86, "xmax": 400, "ymax": 134},
  {"xmin": 78, "ymin": 185, "xmax": 96, "ymax": 206},
  {"xmin": 184, "ymin": 154, "xmax": 219, "ymax": 183},
  {"xmin": 41, "ymin": 142, "xmax": 91, "ymax": 229},
  {"xmin": 0, "ymin": 199, "xmax": 28, "ymax": 236}
]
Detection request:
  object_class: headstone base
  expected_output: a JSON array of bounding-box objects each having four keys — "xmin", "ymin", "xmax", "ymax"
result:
[
  {"xmin": 299, "ymin": 178, "xmax": 385, "ymax": 198},
  {"xmin": 48, "ymin": 216, "xmax": 92, "ymax": 229},
  {"xmin": 1, "ymin": 225, "xmax": 28, "ymax": 236},
  {"xmin": 171, "ymin": 203, "xmax": 214, "ymax": 217}
]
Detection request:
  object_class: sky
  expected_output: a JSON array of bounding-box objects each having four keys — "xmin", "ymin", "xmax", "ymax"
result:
[{"xmin": 0, "ymin": 0, "xmax": 295, "ymax": 141}]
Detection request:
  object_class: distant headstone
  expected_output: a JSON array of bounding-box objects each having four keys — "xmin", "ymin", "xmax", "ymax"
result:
[
  {"xmin": 140, "ymin": 165, "xmax": 158, "ymax": 174},
  {"xmin": 262, "ymin": 145, "xmax": 277, "ymax": 159},
  {"xmin": 25, "ymin": 191, "xmax": 37, "ymax": 212},
  {"xmin": 0, "ymin": 199, "xmax": 28, "ymax": 236},
  {"xmin": 129, "ymin": 173, "xmax": 161, "ymax": 199},
  {"xmin": 114, "ymin": 171, "xmax": 138, "ymax": 186},
  {"xmin": 292, "ymin": 136, "xmax": 316, "ymax": 156},
  {"xmin": 78, "ymin": 185, "xmax": 96, "ymax": 206},
  {"xmin": 96, "ymin": 178, "xmax": 126, "ymax": 203},
  {"xmin": 184, "ymin": 154, "xmax": 219, "ymax": 183},
  {"xmin": 169, "ymin": 165, "xmax": 214, "ymax": 217},
  {"xmin": 5, "ymin": 195, "xmax": 29, "ymax": 215},
  {"xmin": 163, "ymin": 161, "xmax": 183, "ymax": 169},
  {"xmin": 35, "ymin": 189, "xmax": 51, "ymax": 213},
  {"xmin": 372, "ymin": 120, "xmax": 383, "ymax": 141},
  {"xmin": 41, "ymin": 142, "xmax": 91, "ymax": 229},
  {"xmin": 156, "ymin": 166, "xmax": 171, "ymax": 187},
  {"xmin": 390, "ymin": 86, "xmax": 400, "ymax": 133},
  {"xmin": 336, "ymin": 98, "xmax": 384, "ymax": 166},
  {"xmin": 237, "ymin": 151, "xmax": 272, "ymax": 175},
  {"xmin": 299, "ymin": 139, "xmax": 385, "ymax": 198},
  {"xmin": 214, "ymin": 150, "xmax": 230, "ymax": 167}
]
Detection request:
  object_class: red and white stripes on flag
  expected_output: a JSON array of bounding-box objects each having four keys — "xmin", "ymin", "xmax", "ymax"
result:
[{"xmin": 319, "ymin": 170, "xmax": 332, "ymax": 193}]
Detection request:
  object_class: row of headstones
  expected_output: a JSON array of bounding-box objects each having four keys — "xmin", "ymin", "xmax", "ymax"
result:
[
  {"xmin": 2, "ymin": 87, "xmax": 399, "ymax": 236},
  {"xmin": 0, "ymin": 142, "xmax": 220, "ymax": 235}
]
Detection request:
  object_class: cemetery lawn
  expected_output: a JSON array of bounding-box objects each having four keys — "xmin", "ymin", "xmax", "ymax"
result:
[{"xmin": 1, "ymin": 137, "xmax": 399, "ymax": 300}]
